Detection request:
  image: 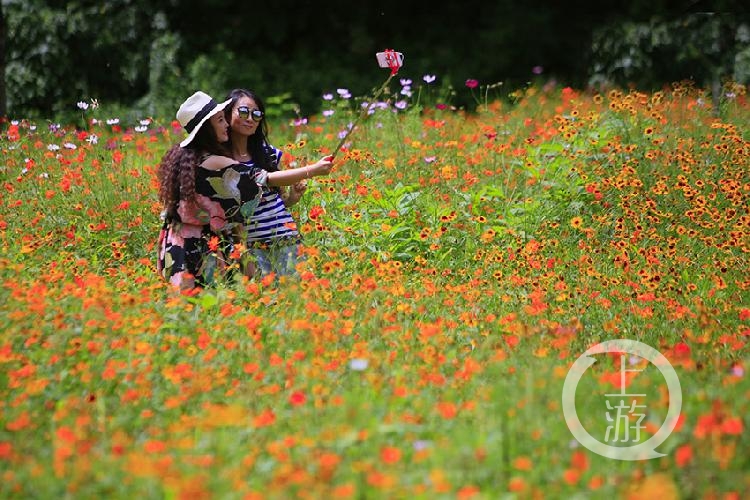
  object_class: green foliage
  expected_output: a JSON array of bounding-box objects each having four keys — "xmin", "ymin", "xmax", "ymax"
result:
[
  {"xmin": 589, "ymin": 13, "xmax": 750, "ymax": 90},
  {"xmin": 4, "ymin": 0, "xmax": 156, "ymax": 118}
]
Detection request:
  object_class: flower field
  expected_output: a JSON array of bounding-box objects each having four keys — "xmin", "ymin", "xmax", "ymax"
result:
[{"xmin": 1, "ymin": 80, "xmax": 748, "ymax": 498}]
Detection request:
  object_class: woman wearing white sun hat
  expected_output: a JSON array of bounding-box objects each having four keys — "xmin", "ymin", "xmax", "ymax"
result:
[{"xmin": 156, "ymin": 91, "xmax": 265, "ymax": 292}]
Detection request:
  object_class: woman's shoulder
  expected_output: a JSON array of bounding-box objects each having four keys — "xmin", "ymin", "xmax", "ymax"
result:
[{"xmin": 199, "ymin": 155, "xmax": 238, "ymax": 171}]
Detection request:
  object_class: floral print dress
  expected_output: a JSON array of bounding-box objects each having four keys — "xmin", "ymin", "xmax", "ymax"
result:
[{"xmin": 157, "ymin": 161, "xmax": 267, "ymax": 289}]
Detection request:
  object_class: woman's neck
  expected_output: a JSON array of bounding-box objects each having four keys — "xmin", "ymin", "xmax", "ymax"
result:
[
  {"xmin": 232, "ymin": 148, "xmax": 251, "ymax": 161},
  {"xmin": 230, "ymin": 133, "xmax": 250, "ymax": 161}
]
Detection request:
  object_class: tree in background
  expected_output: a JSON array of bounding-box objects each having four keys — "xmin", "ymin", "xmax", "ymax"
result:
[
  {"xmin": 3, "ymin": 0, "xmax": 159, "ymax": 119},
  {"xmin": 2, "ymin": 1, "xmax": 748, "ymax": 120},
  {"xmin": 0, "ymin": 1, "xmax": 6, "ymax": 117},
  {"xmin": 589, "ymin": 9, "xmax": 750, "ymax": 112}
]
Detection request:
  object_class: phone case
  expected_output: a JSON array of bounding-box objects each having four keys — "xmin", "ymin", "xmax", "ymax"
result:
[{"xmin": 376, "ymin": 51, "xmax": 404, "ymax": 69}]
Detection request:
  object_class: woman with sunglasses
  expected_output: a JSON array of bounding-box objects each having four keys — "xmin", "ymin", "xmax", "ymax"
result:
[
  {"xmin": 157, "ymin": 91, "xmax": 266, "ymax": 291},
  {"xmin": 209, "ymin": 88, "xmax": 334, "ymax": 278}
]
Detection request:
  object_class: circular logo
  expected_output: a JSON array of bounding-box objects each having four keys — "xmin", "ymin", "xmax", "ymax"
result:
[{"xmin": 562, "ymin": 339, "xmax": 682, "ymax": 460}]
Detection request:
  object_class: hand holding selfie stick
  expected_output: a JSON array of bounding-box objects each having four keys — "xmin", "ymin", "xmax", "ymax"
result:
[{"xmin": 330, "ymin": 49, "xmax": 404, "ymax": 159}]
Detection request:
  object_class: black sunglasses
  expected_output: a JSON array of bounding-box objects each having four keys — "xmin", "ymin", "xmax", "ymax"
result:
[{"xmin": 237, "ymin": 106, "xmax": 264, "ymax": 122}]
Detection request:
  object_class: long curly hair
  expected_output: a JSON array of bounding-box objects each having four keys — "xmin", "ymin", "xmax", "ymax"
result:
[{"xmin": 157, "ymin": 119, "xmax": 230, "ymax": 219}]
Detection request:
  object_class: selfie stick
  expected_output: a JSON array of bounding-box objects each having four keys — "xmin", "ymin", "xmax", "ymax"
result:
[{"xmin": 330, "ymin": 49, "xmax": 404, "ymax": 158}]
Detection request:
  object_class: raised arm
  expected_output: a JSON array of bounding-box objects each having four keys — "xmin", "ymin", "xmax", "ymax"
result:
[{"xmin": 266, "ymin": 155, "xmax": 334, "ymax": 187}]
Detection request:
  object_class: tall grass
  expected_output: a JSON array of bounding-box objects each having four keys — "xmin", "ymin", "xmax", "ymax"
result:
[{"xmin": 0, "ymin": 80, "xmax": 748, "ymax": 498}]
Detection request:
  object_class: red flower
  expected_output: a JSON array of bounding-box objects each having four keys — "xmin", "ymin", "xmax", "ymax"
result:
[
  {"xmin": 380, "ymin": 446, "xmax": 401, "ymax": 464},
  {"xmin": 675, "ymin": 444, "xmax": 692, "ymax": 467},
  {"xmin": 309, "ymin": 205, "xmax": 325, "ymax": 221},
  {"xmin": 289, "ymin": 391, "xmax": 306, "ymax": 406},
  {"xmin": 207, "ymin": 235, "xmax": 220, "ymax": 252},
  {"xmin": 673, "ymin": 342, "xmax": 691, "ymax": 359},
  {"xmin": 465, "ymin": 79, "xmax": 479, "ymax": 89}
]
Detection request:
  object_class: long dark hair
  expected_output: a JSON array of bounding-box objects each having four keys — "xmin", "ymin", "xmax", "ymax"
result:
[
  {"xmin": 224, "ymin": 88, "xmax": 277, "ymax": 173},
  {"xmin": 157, "ymin": 118, "xmax": 230, "ymax": 218}
]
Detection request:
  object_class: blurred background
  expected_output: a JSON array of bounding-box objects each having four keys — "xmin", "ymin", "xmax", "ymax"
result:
[{"xmin": 1, "ymin": 0, "xmax": 748, "ymax": 121}]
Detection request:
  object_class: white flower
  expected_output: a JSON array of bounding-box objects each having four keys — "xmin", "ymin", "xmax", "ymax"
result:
[
  {"xmin": 394, "ymin": 100, "xmax": 408, "ymax": 110},
  {"xmin": 423, "ymin": 74, "xmax": 436, "ymax": 83},
  {"xmin": 349, "ymin": 358, "xmax": 368, "ymax": 371},
  {"xmin": 400, "ymin": 88, "xmax": 413, "ymax": 97},
  {"xmin": 11, "ymin": 120, "xmax": 19, "ymax": 125},
  {"xmin": 90, "ymin": 98, "xmax": 99, "ymax": 109},
  {"xmin": 322, "ymin": 109, "xmax": 334, "ymax": 117},
  {"xmin": 336, "ymin": 88, "xmax": 351, "ymax": 99},
  {"xmin": 38, "ymin": 172, "xmax": 49, "ymax": 179},
  {"xmin": 21, "ymin": 167, "xmax": 28, "ymax": 175},
  {"xmin": 63, "ymin": 142, "xmax": 77, "ymax": 150},
  {"xmin": 139, "ymin": 118, "xmax": 151, "ymax": 126},
  {"xmin": 47, "ymin": 144, "xmax": 60, "ymax": 151},
  {"xmin": 87, "ymin": 134, "xmax": 98, "ymax": 144},
  {"xmin": 106, "ymin": 118, "xmax": 120, "ymax": 125},
  {"xmin": 399, "ymin": 78, "xmax": 412, "ymax": 86},
  {"xmin": 322, "ymin": 93, "xmax": 334, "ymax": 101},
  {"xmin": 77, "ymin": 101, "xmax": 89, "ymax": 110},
  {"xmin": 29, "ymin": 125, "xmax": 36, "ymax": 131},
  {"xmin": 134, "ymin": 125, "xmax": 148, "ymax": 133}
]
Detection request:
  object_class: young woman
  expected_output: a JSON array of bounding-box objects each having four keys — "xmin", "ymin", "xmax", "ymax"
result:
[
  {"xmin": 212, "ymin": 88, "xmax": 334, "ymax": 278},
  {"xmin": 156, "ymin": 91, "xmax": 264, "ymax": 291}
]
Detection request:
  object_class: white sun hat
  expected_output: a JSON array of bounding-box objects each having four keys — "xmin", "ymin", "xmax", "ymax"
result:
[{"xmin": 176, "ymin": 91, "xmax": 232, "ymax": 147}]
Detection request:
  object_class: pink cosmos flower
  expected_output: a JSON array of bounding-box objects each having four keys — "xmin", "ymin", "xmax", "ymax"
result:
[{"xmin": 465, "ymin": 79, "xmax": 479, "ymax": 89}]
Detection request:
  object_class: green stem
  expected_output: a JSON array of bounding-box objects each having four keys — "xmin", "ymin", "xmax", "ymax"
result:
[{"xmin": 331, "ymin": 73, "xmax": 395, "ymax": 157}]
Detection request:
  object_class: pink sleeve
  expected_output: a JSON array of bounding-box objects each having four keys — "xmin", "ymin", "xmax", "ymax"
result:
[{"xmin": 177, "ymin": 196, "xmax": 228, "ymax": 232}]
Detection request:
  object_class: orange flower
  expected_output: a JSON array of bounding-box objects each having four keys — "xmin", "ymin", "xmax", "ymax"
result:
[
  {"xmin": 675, "ymin": 444, "xmax": 692, "ymax": 467},
  {"xmin": 436, "ymin": 401, "xmax": 457, "ymax": 419},
  {"xmin": 380, "ymin": 446, "xmax": 401, "ymax": 464},
  {"xmin": 625, "ymin": 473, "xmax": 678, "ymax": 500},
  {"xmin": 508, "ymin": 477, "xmax": 526, "ymax": 492},
  {"xmin": 144, "ymin": 440, "xmax": 166, "ymax": 454},
  {"xmin": 563, "ymin": 468, "xmax": 580, "ymax": 485},
  {"xmin": 207, "ymin": 235, "xmax": 220, "ymax": 252},
  {"xmin": 512, "ymin": 456, "xmax": 533, "ymax": 471},
  {"xmin": 331, "ymin": 482, "xmax": 355, "ymax": 498},
  {"xmin": 570, "ymin": 450, "xmax": 589, "ymax": 471},
  {"xmin": 456, "ymin": 485, "xmax": 480, "ymax": 498},
  {"xmin": 309, "ymin": 205, "xmax": 325, "ymax": 220},
  {"xmin": 721, "ymin": 416, "xmax": 743, "ymax": 435},
  {"xmin": 253, "ymin": 409, "xmax": 276, "ymax": 428}
]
